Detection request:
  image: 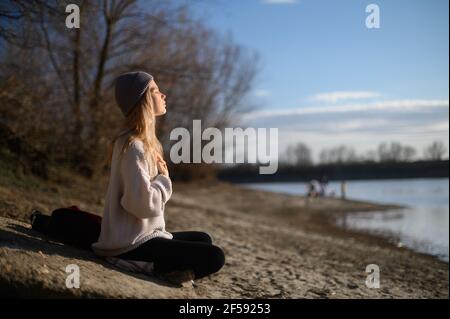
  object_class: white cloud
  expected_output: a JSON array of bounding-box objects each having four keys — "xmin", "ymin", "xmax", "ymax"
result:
[
  {"xmin": 238, "ymin": 98, "xmax": 449, "ymax": 162},
  {"xmin": 310, "ymin": 91, "xmax": 381, "ymax": 103},
  {"xmin": 422, "ymin": 120, "xmax": 450, "ymax": 133},
  {"xmin": 253, "ymin": 89, "xmax": 272, "ymax": 97},
  {"xmin": 262, "ymin": 0, "xmax": 298, "ymax": 4},
  {"xmin": 242, "ymin": 99, "xmax": 449, "ymax": 119}
]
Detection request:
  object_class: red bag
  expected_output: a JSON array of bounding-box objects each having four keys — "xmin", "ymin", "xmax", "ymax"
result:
[{"xmin": 30, "ymin": 206, "xmax": 102, "ymax": 250}]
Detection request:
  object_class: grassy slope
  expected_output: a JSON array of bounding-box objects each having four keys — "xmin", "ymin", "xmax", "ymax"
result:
[{"xmin": 0, "ymin": 152, "xmax": 107, "ymax": 222}]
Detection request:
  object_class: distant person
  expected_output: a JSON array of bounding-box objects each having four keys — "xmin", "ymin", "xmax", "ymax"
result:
[
  {"xmin": 319, "ymin": 175, "xmax": 329, "ymax": 197},
  {"xmin": 307, "ymin": 180, "xmax": 318, "ymax": 198},
  {"xmin": 341, "ymin": 181, "xmax": 347, "ymax": 200},
  {"xmin": 91, "ymin": 71, "xmax": 225, "ymax": 285}
]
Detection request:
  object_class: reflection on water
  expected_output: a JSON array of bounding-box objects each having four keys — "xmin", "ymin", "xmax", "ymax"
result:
[
  {"xmin": 337, "ymin": 207, "xmax": 449, "ymax": 262},
  {"xmin": 242, "ymin": 178, "xmax": 449, "ymax": 262}
]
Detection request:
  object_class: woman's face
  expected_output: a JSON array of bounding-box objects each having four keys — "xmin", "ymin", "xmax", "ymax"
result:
[{"xmin": 148, "ymin": 80, "xmax": 167, "ymax": 116}]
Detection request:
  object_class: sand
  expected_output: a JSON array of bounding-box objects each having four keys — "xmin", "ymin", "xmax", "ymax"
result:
[{"xmin": 0, "ymin": 179, "xmax": 448, "ymax": 298}]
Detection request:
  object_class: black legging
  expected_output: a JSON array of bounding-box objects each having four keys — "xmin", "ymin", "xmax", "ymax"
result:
[{"xmin": 117, "ymin": 231, "xmax": 225, "ymax": 279}]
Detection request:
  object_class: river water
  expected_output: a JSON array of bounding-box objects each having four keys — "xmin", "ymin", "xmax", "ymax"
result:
[{"xmin": 241, "ymin": 178, "xmax": 449, "ymax": 262}]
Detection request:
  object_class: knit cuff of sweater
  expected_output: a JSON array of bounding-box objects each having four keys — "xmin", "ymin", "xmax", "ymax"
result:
[{"xmin": 153, "ymin": 174, "xmax": 173, "ymax": 203}]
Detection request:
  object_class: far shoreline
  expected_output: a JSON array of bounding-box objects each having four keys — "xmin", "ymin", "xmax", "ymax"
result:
[
  {"xmin": 217, "ymin": 160, "xmax": 449, "ymax": 184},
  {"xmin": 232, "ymin": 181, "xmax": 448, "ymax": 264}
]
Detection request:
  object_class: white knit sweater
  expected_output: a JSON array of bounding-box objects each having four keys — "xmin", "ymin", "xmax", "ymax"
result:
[{"xmin": 92, "ymin": 132, "xmax": 173, "ymax": 257}]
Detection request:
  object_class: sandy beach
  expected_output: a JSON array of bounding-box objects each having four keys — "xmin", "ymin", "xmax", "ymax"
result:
[
  {"xmin": 0, "ymin": 171, "xmax": 448, "ymax": 298},
  {"xmin": 167, "ymin": 181, "xmax": 448, "ymax": 298}
]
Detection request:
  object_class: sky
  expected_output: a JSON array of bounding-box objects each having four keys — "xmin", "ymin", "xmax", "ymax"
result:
[{"xmin": 174, "ymin": 0, "xmax": 449, "ymax": 162}]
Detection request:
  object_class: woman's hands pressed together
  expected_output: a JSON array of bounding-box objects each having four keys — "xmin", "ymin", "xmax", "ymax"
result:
[{"xmin": 156, "ymin": 154, "xmax": 169, "ymax": 178}]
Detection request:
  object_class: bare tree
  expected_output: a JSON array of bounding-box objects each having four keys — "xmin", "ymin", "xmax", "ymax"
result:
[
  {"xmin": 424, "ymin": 141, "xmax": 447, "ymax": 161},
  {"xmin": 362, "ymin": 150, "xmax": 378, "ymax": 162},
  {"xmin": 0, "ymin": 0, "xmax": 57, "ymax": 42},
  {"xmin": 285, "ymin": 143, "xmax": 312, "ymax": 166},
  {"xmin": 319, "ymin": 145, "xmax": 359, "ymax": 164},
  {"xmin": 401, "ymin": 146, "xmax": 417, "ymax": 162},
  {"xmin": 377, "ymin": 142, "xmax": 417, "ymax": 162},
  {"xmin": 0, "ymin": 0, "xmax": 259, "ymax": 179}
]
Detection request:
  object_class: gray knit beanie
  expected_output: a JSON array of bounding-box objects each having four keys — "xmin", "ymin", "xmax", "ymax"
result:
[{"xmin": 114, "ymin": 71, "xmax": 154, "ymax": 117}]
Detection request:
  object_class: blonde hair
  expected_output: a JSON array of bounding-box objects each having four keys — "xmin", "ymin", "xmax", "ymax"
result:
[{"xmin": 107, "ymin": 87, "xmax": 163, "ymax": 175}]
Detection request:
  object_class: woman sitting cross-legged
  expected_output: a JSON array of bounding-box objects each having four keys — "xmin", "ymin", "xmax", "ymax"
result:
[{"xmin": 92, "ymin": 71, "xmax": 225, "ymax": 286}]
